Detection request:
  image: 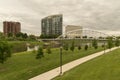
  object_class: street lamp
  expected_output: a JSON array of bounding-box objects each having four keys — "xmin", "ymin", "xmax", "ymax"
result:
[
  {"xmin": 104, "ymin": 41, "xmax": 106, "ymax": 54},
  {"xmin": 60, "ymin": 46, "xmax": 63, "ymax": 75}
]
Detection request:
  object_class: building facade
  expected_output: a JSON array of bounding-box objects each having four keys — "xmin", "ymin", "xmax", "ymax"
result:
[
  {"xmin": 65, "ymin": 25, "xmax": 83, "ymax": 38},
  {"xmin": 3, "ymin": 21, "xmax": 21, "ymax": 35},
  {"xmin": 41, "ymin": 14, "xmax": 63, "ymax": 38}
]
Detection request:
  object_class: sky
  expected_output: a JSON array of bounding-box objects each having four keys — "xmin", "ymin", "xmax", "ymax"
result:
[{"xmin": 0, "ymin": 0, "xmax": 120, "ymax": 35}]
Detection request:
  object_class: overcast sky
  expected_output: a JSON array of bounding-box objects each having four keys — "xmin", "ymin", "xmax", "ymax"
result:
[{"xmin": 0, "ymin": 0, "xmax": 120, "ymax": 35}]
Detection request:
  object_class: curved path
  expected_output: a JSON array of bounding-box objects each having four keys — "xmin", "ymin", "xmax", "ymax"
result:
[{"xmin": 29, "ymin": 47, "xmax": 119, "ymax": 80}]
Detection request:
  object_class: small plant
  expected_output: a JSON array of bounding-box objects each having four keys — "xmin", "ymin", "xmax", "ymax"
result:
[
  {"xmin": 102, "ymin": 44, "xmax": 105, "ymax": 48},
  {"xmin": 78, "ymin": 45, "xmax": 81, "ymax": 50},
  {"xmin": 84, "ymin": 45, "xmax": 88, "ymax": 50},
  {"xmin": 63, "ymin": 43, "xmax": 69, "ymax": 51},
  {"xmin": 0, "ymin": 41, "xmax": 12, "ymax": 64},
  {"xmin": 115, "ymin": 39, "xmax": 120, "ymax": 47},
  {"xmin": 36, "ymin": 46, "xmax": 44, "ymax": 59},
  {"xmin": 70, "ymin": 41, "xmax": 75, "ymax": 52},
  {"xmin": 92, "ymin": 39, "xmax": 98, "ymax": 49},
  {"xmin": 46, "ymin": 46, "xmax": 52, "ymax": 54},
  {"xmin": 32, "ymin": 49, "xmax": 36, "ymax": 54},
  {"xmin": 107, "ymin": 38, "xmax": 113, "ymax": 49}
]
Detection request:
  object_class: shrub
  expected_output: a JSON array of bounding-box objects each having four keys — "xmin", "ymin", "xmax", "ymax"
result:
[
  {"xmin": 92, "ymin": 39, "xmax": 98, "ymax": 49},
  {"xmin": 0, "ymin": 41, "xmax": 12, "ymax": 64},
  {"xmin": 46, "ymin": 47, "xmax": 52, "ymax": 54},
  {"xmin": 63, "ymin": 43, "xmax": 69, "ymax": 51},
  {"xmin": 107, "ymin": 38, "xmax": 113, "ymax": 49},
  {"xmin": 36, "ymin": 47, "xmax": 44, "ymax": 59},
  {"xmin": 115, "ymin": 39, "xmax": 120, "ymax": 47},
  {"xmin": 84, "ymin": 45, "xmax": 88, "ymax": 50},
  {"xmin": 70, "ymin": 41, "xmax": 75, "ymax": 52},
  {"xmin": 78, "ymin": 45, "xmax": 81, "ymax": 50}
]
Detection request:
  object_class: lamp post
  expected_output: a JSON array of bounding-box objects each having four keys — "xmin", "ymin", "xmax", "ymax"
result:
[
  {"xmin": 60, "ymin": 46, "xmax": 63, "ymax": 75},
  {"xmin": 104, "ymin": 41, "xmax": 106, "ymax": 54}
]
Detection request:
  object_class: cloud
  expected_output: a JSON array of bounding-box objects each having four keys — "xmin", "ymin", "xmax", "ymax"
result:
[{"xmin": 0, "ymin": 0, "xmax": 120, "ymax": 35}]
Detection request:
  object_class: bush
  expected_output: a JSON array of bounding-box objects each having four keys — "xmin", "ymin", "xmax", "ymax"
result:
[
  {"xmin": 36, "ymin": 47, "xmax": 44, "ymax": 59},
  {"xmin": 70, "ymin": 41, "xmax": 75, "ymax": 52},
  {"xmin": 78, "ymin": 45, "xmax": 81, "ymax": 50},
  {"xmin": 102, "ymin": 44, "xmax": 105, "ymax": 48},
  {"xmin": 46, "ymin": 47, "xmax": 52, "ymax": 54},
  {"xmin": 107, "ymin": 38, "xmax": 113, "ymax": 49},
  {"xmin": 84, "ymin": 45, "xmax": 88, "ymax": 50},
  {"xmin": 0, "ymin": 41, "xmax": 12, "ymax": 64},
  {"xmin": 10, "ymin": 42, "xmax": 27, "ymax": 53},
  {"xmin": 92, "ymin": 39, "xmax": 98, "ymax": 49},
  {"xmin": 115, "ymin": 39, "xmax": 120, "ymax": 47},
  {"xmin": 63, "ymin": 43, "xmax": 69, "ymax": 51}
]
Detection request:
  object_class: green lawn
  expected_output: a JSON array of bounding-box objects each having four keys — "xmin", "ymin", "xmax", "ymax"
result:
[
  {"xmin": 0, "ymin": 47, "xmax": 104, "ymax": 80},
  {"xmin": 54, "ymin": 48, "xmax": 120, "ymax": 80}
]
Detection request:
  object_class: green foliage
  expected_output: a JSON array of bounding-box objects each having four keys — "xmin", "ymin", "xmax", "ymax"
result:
[
  {"xmin": 15, "ymin": 32, "xmax": 28, "ymax": 39},
  {"xmin": 92, "ymin": 39, "xmax": 98, "ymax": 49},
  {"xmin": 102, "ymin": 44, "xmax": 105, "ymax": 48},
  {"xmin": 0, "ymin": 32, "xmax": 6, "ymax": 40},
  {"xmin": 84, "ymin": 45, "xmax": 88, "ymax": 50},
  {"xmin": 28, "ymin": 35, "xmax": 36, "ymax": 41},
  {"xmin": 82, "ymin": 35, "xmax": 87, "ymax": 39},
  {"xmin": 8, "ymin": 33, "xmax": 13, "ymax": 37},
  {"xmin": 63, "ymin": 43, "xmax": 69, "ymax": 51},
  {"xmin": 115, "ymin": 39, "xmax": 120, "ymax": 47},
  {"xmin": 0, "ymin": 41, "xmax": 11, "ymax": 64},
  {"xmin": 107, "ymin": 38, "xmax": 113, "ymax": 49},
  {"xmin": 32, "ymin": 49, "xmax": 37, "ymax": 54},
  {"xmin": 40, "ymin": 34, "xmax": 59, "ymax": 39},
  {"xmin": 46, "ymin": 47, "xmax": 52, "ymax": 54},
  {"xmin": 54, "ymin": 49, "xmax": 120, "ymax": 80},
  {"xmin": 78, "ymin": 45, "xmax": 81, "ymax": 50},
  {"xmin": 36, "ymin": 47, "xmax": 44, "ymax": 59},
  {"xmin": 0, "ymin": 47, "xmax": 103, "ymax": 80},
  {"xmin": 70, "ymin": 41, "xmax": 75, "ymax": 51},
  {"xmin": 9, "ymin": 42, "xmax": 27, "ymax": 53}
]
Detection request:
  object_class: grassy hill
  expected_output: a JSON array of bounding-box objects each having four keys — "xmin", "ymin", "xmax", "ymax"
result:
[
  {"xmin": 54, "ymin": 48, "xmax": 120, "ymax": 80},
  {"xmin": 0, "ymin": 47, "xmax": 103, "ymax": 80}
]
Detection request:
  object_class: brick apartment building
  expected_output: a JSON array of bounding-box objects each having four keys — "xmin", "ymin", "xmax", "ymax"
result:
[{"xmin": 3, "ymin": 21, "xmax": 21, "ymax": 35}]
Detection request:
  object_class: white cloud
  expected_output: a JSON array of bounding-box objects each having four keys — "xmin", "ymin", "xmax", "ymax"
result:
[{"xmin": 0, "ymin": 0, "xmax": 120, "ymax": 35}]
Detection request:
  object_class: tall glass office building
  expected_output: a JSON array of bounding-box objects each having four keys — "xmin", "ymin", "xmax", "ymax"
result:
[{"xmin": 41, "ymin": 14, "xmax": 63, "ymax": 37}]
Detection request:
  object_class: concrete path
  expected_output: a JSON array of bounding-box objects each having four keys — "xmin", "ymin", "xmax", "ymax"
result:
[{"xmin": 29, "ymin": 47, "xmax": 119, "ymax": 80}]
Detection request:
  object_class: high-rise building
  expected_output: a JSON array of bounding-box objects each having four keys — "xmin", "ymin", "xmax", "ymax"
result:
[
  {"xmin": 65, "ymin": 25, "xmax": 83, "ymax": 38},
  {"xmin": 41, "ymin": 14, "xmax": 63, "ymax": 37},
  {"xmin": 3, "ymin": 21, "xmax": 21, "ymax": 35}
]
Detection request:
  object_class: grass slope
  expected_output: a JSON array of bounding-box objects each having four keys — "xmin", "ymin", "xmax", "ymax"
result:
[
  {"xmin": 54, "ymin": 48, "xmax": 120, "ymax": 80},
  {"xmin": 0, "ymin": 47, "xmax": 103, "ymax": 80}
]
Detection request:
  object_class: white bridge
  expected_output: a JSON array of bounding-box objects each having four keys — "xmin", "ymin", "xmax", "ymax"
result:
[{"xmin": 58, "ymin": 28, "xmax": 111, "ymax": 39}]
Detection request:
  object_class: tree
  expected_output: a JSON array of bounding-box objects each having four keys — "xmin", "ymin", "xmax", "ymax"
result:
[
  {"xmin": 92, "ymin": 39, "xmax": 98, "ymax": 49},
  {"xmin": 63, "ymin": 43, "xmax": 69, "ymax": 51},
  {"xmin": 36, "ymin": 47, "xmax": 44, "ymax": 59},
  {"xmin": 84, "ymin": 45, "xmax": 88, "ymax": 50},
  {"xmin": 22, "ymin": 33, "xmax": 28, "ymax": 39},
  {"xmin": 82, "ymin": 35, "xmax": 87, "ymax": 39},
  {"xmin": 78, "ymin": 45, "xmax": 81, "ymax": 50},
  {"xmin": 70, "ymin": 41, "xmax": 75, "ymax": 51},
  {"xmin": 8, "ymin": 33, "xmax": 13, "ymax": 37},
  {"xmin": 29, "ymin": 34, "xmax": 36, "ymax": 41},
  {"xmin": 115, "ymin": 38, "xmax": 120, "ymax": 47},
  {"xmin": 0, "ymin": 41, "xmax": 11, "ymax": 64},
  {"xmin": 46, "ymin": 46, "xmax": 52, "ymax": 54},
  {"xmin": 16, "ymin": 32, "xmax": 28, "ymax": 39},
  {"xmin": 107, "ymin": 38, "xmax": 113, "ymax": 49},
  {"xmin": 0, "ymin": 32, "xmax": 6, "ymax": 40}
]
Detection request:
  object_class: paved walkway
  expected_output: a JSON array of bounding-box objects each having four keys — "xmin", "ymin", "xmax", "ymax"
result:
[{"xmin": 29, "ymin": 47, "xmax": 119, "ymax": 80}]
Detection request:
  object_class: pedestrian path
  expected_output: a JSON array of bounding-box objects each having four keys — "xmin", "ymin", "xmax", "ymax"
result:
[{"xmin": 29, "ymin": 47, "xmax": 119, "ymax": 80}]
